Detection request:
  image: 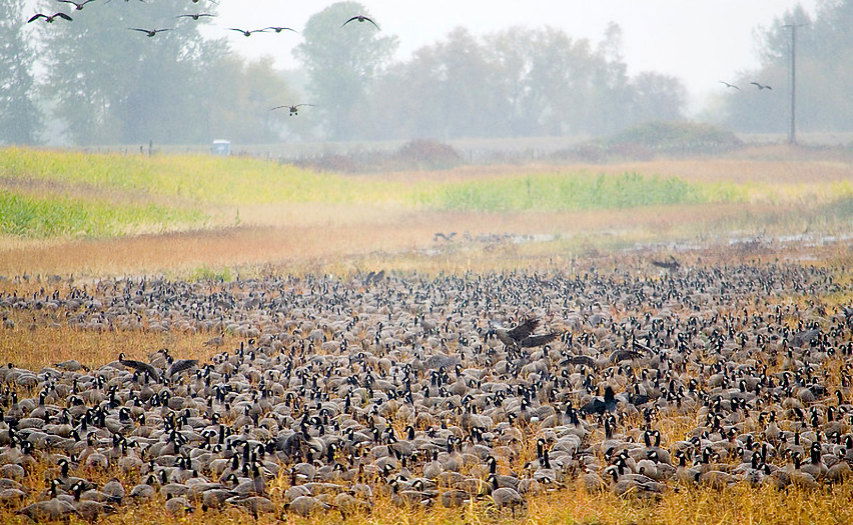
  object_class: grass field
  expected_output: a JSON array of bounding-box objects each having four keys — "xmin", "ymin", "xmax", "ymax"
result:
[{"xmin": 0, "ymin": 146, "xmax": 850, "ymax": 276}]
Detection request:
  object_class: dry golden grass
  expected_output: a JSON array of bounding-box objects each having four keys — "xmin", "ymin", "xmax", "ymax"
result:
[
  {"xmin": 0, "ymin": 198, "xmax": 846, "ymax": 277},
  {"xmin": 5, "ymin": 468, "xmax": 853, "ymax": 525},
  {"xmin": 0, "ymin": 319, "xmax": 233, "ymax": 371}
]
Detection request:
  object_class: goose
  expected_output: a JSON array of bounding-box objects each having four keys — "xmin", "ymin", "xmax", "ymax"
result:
[
  {"xmin": 226, "ymin": 494, "xmax": 275, "ymax": 519},
  {"xmin": 489, "ymin": 476, "xmax": 524, "ymax": 515},
  {"xmin": 341, "ymin": 15, "xmax": 380, "ymax": 29},
  {"xmin": 228, "ymin": 28, "xmax": 267, "ymax": 37},
  {"xmin": 750, "ymin": 82, "xmax": 772, "ymax": 90},
  {"xmin": 651, "ymin": 256, "xmax": 680, "ymax": 270},
  {"xmin": 492, "ymin": 318, "xmax": 560, "ymax": 349},
  {"xmin": 16, "ymin": 499, "xmax": 80, "ymax": 521},
  {"xmin": 581, "ymin": 386, "xmax": 617, "ymax": 415},
  {"xmin": 287, "ymin": 495, "xmax": 331, "ymax": 517},
  {"xmin": 164, "ymin": 495, "xmax": 194, "ymax": 515},
  {"xmin": 265, "ymin": 26, "xmax": 298, "ymax": 33},
  {"xmin": 129, "ymin": 475, "xmax": 157, "ymax": 500},
  {"xmin": 129, "ymin": 28, "xmax": 171, "ymax": 38},
  {"xmin": 270, "ymin": 104, "xmax": 315, "ymax": 116},
  {"xmin": 27, "ymin": 13, "xmax": 72, "ymax": 23},
  {"xmin": 57, "ymin": 0, "xmax": 95, "ymax": 9},
  {"xmin": 176, "ymin": 13, "xmax": 215, "ymax": 20},
  {"xmin": 167, "ymin": 358, "xmax": 198, "ymax": 379}
]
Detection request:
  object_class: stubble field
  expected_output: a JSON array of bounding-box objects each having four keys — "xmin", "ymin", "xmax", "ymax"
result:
[{"xmin": 0, "ymin": 146, "xmax": 850, "ymax": 524}]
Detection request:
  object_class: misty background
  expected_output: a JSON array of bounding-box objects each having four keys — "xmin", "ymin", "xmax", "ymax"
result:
[{"xmin": 0, "ymin": 0, "xmax": 850, "ymax": 147}]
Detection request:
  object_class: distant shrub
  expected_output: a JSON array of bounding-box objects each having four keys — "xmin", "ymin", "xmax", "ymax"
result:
[
  {"xmin": 551, "ymin": 122, "xmax": 743, "ymax": 162},
  {"xmin": 550, "ymin": 143, "xmax": 608, "ymax": 163},
  {"xmin": 606, "ymin": 121, "xmax": 743, "ymax": 156},
  {"xmin": 393, "ymin": 139, "xmax": 463, "ymax": 170}
]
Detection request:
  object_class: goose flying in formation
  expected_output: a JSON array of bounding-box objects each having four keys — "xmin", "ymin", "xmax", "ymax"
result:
[
  {"xmin": 129, "ymin": 28, "xmax": 171, "ymax": 37},
  {"xmin": 56, "ymin": 0, "xmax": 95, "ymax": 10},
  {"xmin": 28, "ymin": 13, "xmax": 73, "ymax": 23}
]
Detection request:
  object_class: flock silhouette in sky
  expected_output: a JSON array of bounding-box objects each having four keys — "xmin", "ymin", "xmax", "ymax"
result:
[
  {"xmin": 24, "ymin": 0, "xmax": 383, "ymax": 116},
  {"xmin": 719, "ymin": 80, "xmax": 773, "ymax": 91}
]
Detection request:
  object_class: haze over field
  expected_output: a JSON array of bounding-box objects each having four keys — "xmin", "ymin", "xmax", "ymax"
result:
[
  {"xmin": 212, "ymin": 0, "xmax": 820, "ymax": 110},
  {"xmin": 3, "ymin": 0, "xmax": 850, "ymax": 146}
]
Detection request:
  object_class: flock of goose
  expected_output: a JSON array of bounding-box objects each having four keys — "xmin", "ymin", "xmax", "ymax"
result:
[
  {"xmin": 28, "ymin": 0, "xmax": 380, "ymax": 39},
  {"xmin": 0, "ymin": 260, "xmax": 850, "ymax": 521}
]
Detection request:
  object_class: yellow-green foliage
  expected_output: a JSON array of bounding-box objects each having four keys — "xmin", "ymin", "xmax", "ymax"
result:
[
  {"xmin": 418, "ymin": 172, "xmax": 706, "ymax": 211},
  {"xmin": 2, "ymin": 147, "xmax": 850, "ymax": 240},
  {"xmin": 0, "ymin": 189, "xmax": 203, "ymax": 238},
  {"xmin": 0, "ymin": 147, "xmax": 403, "ymax": 205}
]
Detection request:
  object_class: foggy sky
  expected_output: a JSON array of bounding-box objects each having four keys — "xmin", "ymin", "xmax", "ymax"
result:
[{"xmin": 208, "ymin": 0, "xmax": 818, "ymax": 113}]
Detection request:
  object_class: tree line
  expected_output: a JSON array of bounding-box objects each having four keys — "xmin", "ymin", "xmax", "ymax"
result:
[
  {"xmin": 2, "ymin": 0, "xmax": 848, "ymax": 146},
  {"xmin": 2, "ymin": 0, "xmax": 292, "ymax": 146},
  {"xmin": 295, "ymin": 3, "xmax": 686, "ymax": 141}
]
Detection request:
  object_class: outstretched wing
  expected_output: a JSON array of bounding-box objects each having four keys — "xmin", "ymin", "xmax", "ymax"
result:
[
  {"xmin": 341, "ymin": 16, "xmax": 360, "ymax": 27},
  {"xmin": 168, "ymin": 359, "xmax": 198, "ymax": 377},
  {"xmin": 520, "ymin": 331, "xmax": 560, "ymax": 348},
  {"xmin": 506, "ymin": 318, "xmax": 539, "ymax": 342},
  {"xmin": 363, "ymin": 16, "xmax": 380, "ymax": 29},
  {"xmin": 560, "ymin": 355, "xmax": 597, "ymax": 368}
]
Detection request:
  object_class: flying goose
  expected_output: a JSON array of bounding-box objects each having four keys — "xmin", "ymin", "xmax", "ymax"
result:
[
  {"xmin": 129, "ymin": 28, "xmax": 171, "ymax": 37},
  {"xmin": 271, "ymin": 104, "xmax": 315, "ymax": 116},
  {"xmin": 493, "ymin": 318, "xmax": 560, "ymax": 348},
  {"xmin": 28, "ymin": 13, "xmax": 73, "ymax": 23},
  {"xmin": 176, "ymin": 13, "xmax": 215, "ymax": 20},
  {"xmin": 117, "ymin": 353, "xmax": 159, "ymax": 381},
  {"xmin": 56, "ymin": 0, "xmax": 95, "ymax": 10},
  {"xmin": 228, "ymin": 28, "xmax": 267, "ymax": 37},
  {"xmin": 342, "ymin": 15, "xmax": 379, "ymax": 29},
  {"xmin": 265, "ymin": 26, "xmax": 298, "ymax": 33}
]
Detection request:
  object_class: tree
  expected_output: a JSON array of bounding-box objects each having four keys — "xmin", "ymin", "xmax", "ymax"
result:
[
  {"xmin": 294, "ymin": 1, "xmax": 398, "ymax": 140},
  {"xmin": 365, "ymin": 23, "xmax": 676, "ymax": 140},
  {"xmin": 629, "ymin": 72, "xmax": 687, "ymax": 125},
  {"xmin": 0, "ymin": 0, "xmax": 41, "ymax": 144},
  {"xmin": 39, "ymin": 1, "xmax": 219, "ymax": 145},
  {"xmin": 201, "ymin": 55, "xmax": 295, "ymax": 144},
  {"xmin": 725, "ymin": 0, "xmax": 852, "ymax": 132}
]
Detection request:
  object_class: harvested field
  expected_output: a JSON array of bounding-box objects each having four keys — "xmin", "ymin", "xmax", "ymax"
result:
[{"xmin": 0, "ymin": 148, "xmax": 850, "ymax": 525}]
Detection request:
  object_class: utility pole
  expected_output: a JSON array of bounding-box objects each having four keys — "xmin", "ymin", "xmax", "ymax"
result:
[{"xmin": 783, "ymin": 23, "xmax": 806, "ymax": 145}]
